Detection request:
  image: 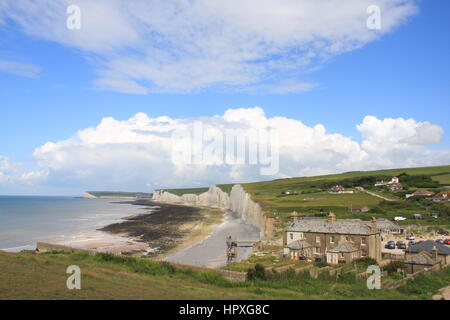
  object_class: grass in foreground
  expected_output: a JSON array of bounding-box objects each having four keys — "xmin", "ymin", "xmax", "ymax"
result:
[{"xmin": 0, "ymin": 251, "xmax": 449, "ymax": 300}]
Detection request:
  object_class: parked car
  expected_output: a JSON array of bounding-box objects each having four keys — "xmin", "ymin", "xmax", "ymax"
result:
[
  {"xmin": 396, "ymin": 241, "xmax": 407, "ymax": 249},
  {"xmin": 437, "ymin": 229, "xmax": 450, "ymax": 236},
  {"xmin": 385, "ymin": 241, "xmax": 396, "ymax": 249},
  {"xmin": 406, "ymin": 234, "xmax": 415, "ymax": 240},
  {"xmin": 444, "ymin": 239, "xmax": 450, "ymax": 245},
  {"xmin": 408, "ymin": 240, "xmax": 417, "ymax": 247},
  {"xmin": 436, "ymin": 239, "xmax": 445, "ymax": 244}
]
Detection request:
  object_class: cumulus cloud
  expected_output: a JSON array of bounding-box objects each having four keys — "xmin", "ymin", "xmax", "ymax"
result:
[
  {"xmin": 357, "ymin": 116, "xmax": 449, "ymax": 168},
  {"xmin": 0, "ymin": 155, "xmax": 48, "ymax": 187},
  {"xmin": 0, "ymin": 0, "xmax": 418, "ymax": 93},
  {"xmin": 29, "ymin": 108, "xmax": 449, "ymax": 191}
]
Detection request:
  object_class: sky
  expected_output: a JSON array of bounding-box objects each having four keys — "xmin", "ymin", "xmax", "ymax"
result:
[{"xmin": 0, "ymin": 0, "xmax": 449, "ymax": 195}]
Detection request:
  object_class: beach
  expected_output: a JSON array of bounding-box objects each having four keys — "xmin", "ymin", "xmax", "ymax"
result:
[
  {"xmin": 96, "ymin": 200, "xmax": 261, "ymax": 267},
  {"xmin": 0, "ymin": 196, "xmax": 259, "ymax": 267},
  {"xmin": 97, "ymin": 200, "xmax": 225, "ymax": 258}
]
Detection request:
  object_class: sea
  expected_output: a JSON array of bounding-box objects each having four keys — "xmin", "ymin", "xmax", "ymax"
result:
[{"xmin": 0, "ymin": 196, "xmax": 149, "ymax": 252}]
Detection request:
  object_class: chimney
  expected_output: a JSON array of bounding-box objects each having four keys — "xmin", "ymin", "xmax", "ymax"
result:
[
  {"xmin": 327, "ymin": 212, "xmax": 336, "ymax": 224},
  {"xmin": 370, "ymin": 217, "xmax": 377, "ymax": 233},
  {"xmin": 432, "ymin": 245, "xmax": 438, "ymax": 261}
]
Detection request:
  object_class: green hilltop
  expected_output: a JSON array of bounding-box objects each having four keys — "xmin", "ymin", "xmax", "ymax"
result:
[{"xmin": 162, "ymin": 165, "xmax": 450, "ymax": 231}]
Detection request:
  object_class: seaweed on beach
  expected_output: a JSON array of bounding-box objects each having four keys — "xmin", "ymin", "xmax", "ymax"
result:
[{"xmin": 98, "ymin": 201, "xmax": 203, "ymax": 252}]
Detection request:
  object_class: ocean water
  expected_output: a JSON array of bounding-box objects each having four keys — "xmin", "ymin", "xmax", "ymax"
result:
[{"xmin": 0, "ymin": 196, "xmax": 148, "ymax": 252}]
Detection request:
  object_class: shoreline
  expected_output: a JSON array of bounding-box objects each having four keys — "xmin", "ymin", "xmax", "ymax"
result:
[{"xmin": 95, "ymin": 200, "xmax": 225, "ymax": 258}]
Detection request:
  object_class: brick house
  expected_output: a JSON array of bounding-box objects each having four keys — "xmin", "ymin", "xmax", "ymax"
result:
[{"xmin": 283, "ymin": 212, "xmax": 382, "ymax": 264}]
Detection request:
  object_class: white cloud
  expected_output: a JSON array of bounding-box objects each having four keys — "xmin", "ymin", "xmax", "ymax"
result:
[
  {"xmin": 357, "ymin": 116, "xmax": 449, "ymax": 168},
  {"xmin": 29, "ymin": 108, "xmax": 449, "ymax": 191},
  {"xmin": 0, "ymin": 59, "xmax": 41, "ymax": 78},
  {"xmin": 0, "ymin": 156, "xmax": 14, "ymax": 183},
  {"xmin": 20, "ymin": 170, "xmax": 49, "ymax": 182},
  {"xmin": 0, "ymin": 155, "xmax": 48, "ymax": 187},
  {"xmin": 0, "ymin": 0, "xmax": 418, "ymax": 93}
]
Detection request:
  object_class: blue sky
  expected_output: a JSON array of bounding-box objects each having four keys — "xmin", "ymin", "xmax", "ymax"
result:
[{"xmin": 0, "ymin": 0, "xmax": 449, "ymax": 195}]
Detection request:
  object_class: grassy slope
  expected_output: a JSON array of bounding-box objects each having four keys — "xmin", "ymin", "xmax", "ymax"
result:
[
  {"xmin": 87, "ymin": 191, "xmax": 153, "ymax": 198},
  {"xmin": 160, "ymin": 165, "xmax": 450, "ymax": 197},
  {"xmin": 158, "ymin": 187, "xmax": 209, "ymax": 196},
  {"xmin": 156, "ymin": 165, "xmax": 450, "ymax": 232},
  {"xmin": 1, "ymin": 251, "xmax": 449, "ymax": 300},
  {"xmin": 242, "ymin": 165, "xmax": 450, "ymax": 195},
  {"xmin": 239, "ymin": 165, "xmax": 450, "ymax": 231}
]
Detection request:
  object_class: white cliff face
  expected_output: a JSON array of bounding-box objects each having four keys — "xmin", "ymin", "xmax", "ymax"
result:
[
  {"xmin": 152, "ymin": 185, "xmax": 272, "ymax": 238},
  {"xmin": 228, "ymin": 185, "xmax": 265, "ymax": 234}
]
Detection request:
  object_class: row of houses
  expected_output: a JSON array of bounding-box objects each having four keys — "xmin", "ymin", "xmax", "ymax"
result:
[
  {"xmin": 283, "ymin": 213, "xmax": 450, "ymax": 274},
  {"xmin": 282, "ymin": 212, "xmax": 405, "ymax": 265},
  {"xmin": 404, "ymin": 241, "xmax": 450, "ymax": 274},
  {"xmin": 406, "ymin": 190, "xmax": 450, "ymax": 202},
  {"xmin": 328, "ymin": 185, "xmax": 354, "ymax": 194},
  {"xmin": 375, "ymin": 175, "xmax": 404, "ymax": 191}
]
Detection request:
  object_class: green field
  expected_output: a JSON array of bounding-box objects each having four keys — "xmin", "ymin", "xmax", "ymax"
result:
[
  {"xmin": 160, "ymin": 165, "xmax": 450, "ymax": 231},
  {"xmin": 433, "ymin": 173, "xmax": 450, "ymax": 185},
  {"xmin": 1, "ymin": 251, "xmax": 449, "ymax": 300},
  {"xmin": 87, "ymin": 191, "xmax": 153, "ymax": 198},
  {"xmin": 158, "ymin": 187, "xmax": 210, "ymax": 196},
  {"xmin": 160, "ymin": 165, "xmax": 450, "ymax": 197},
  {"xmin": 243, "ymin": 166, "xmax": 450, "ymax": 230}
]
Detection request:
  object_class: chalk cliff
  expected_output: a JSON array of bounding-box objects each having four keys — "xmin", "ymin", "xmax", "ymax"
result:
[{"xmin": 152, "ymin": 185, "xmax": 273, "ymax": 238}]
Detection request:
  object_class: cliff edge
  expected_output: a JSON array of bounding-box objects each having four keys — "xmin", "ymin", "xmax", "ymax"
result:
[{"xmin": 152, "ymin": 185, "xmax": 274, "ymax": 238}]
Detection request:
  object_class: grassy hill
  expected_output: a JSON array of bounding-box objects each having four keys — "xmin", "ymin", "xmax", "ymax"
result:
[
  {"xmin": 86, "ymin": 191, "xmax": 153, "ymax": 198},
  {"xmin": 159, "ymin": 165, "xmax": 450, "ymax": 232},
  {"xmin": 1, "ymin": 250, "xmax": 449, "ymax": 300}
]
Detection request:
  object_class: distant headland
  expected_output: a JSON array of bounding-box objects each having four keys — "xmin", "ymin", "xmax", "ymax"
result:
[{"xmin": 83, "ymin": 191, "xmax": 153, "ymax": 199}]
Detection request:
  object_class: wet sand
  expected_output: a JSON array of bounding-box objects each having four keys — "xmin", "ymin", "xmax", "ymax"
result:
[
  {"xmin": 98, "ymin": 200, "xmax": 223, "ymax": 257},
  {"xmin": 164, "ymin": 210, "xmax": 260, "ymax": 268}
]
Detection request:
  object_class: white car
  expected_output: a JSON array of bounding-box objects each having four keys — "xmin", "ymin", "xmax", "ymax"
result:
[
  {"xmin": 406, "ymin": 235, "xmax": 415, "ymax": 240},
  {"xmin": 394, "ymin": 216, "xmax": 407, "ymax": 221}
]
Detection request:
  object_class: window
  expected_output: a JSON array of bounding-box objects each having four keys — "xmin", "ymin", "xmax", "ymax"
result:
[
  {"xmin": 290, "ymin": 233, "xmax": 293, "ymax": 240},
  {"xmin": 330, "ymin": 236, "xmax": 335, "ymax": 243},
  {"xmin": 314, "ymin": 247, "xmax": 321, "ymax": 254},
  {"xmin": 345, "ymin": 236, "xmax": 350, "ymax": 242},
  {"xmin": 316, "ymin": 236, "xmax": 321, "ymax": 243},
  {"xmin": 361, "ymin": 238, "xmax": 367, "ymax": 245},
  {"xmin": 361, "ymin": 249, "xmax": 367, "ymax": 257}
]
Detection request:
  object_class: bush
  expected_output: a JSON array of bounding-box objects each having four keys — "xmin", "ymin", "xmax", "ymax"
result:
[
  {"xmin": 354, "ymin": 257, "xmax": 377, "ymax": 269},
  {"xmin": 384, "ymin": 261, "xmax": 405, "ymax": 275},
  {"xmin": 247, "ymin": 263, "xmax": 267, "ymax": 280}
]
